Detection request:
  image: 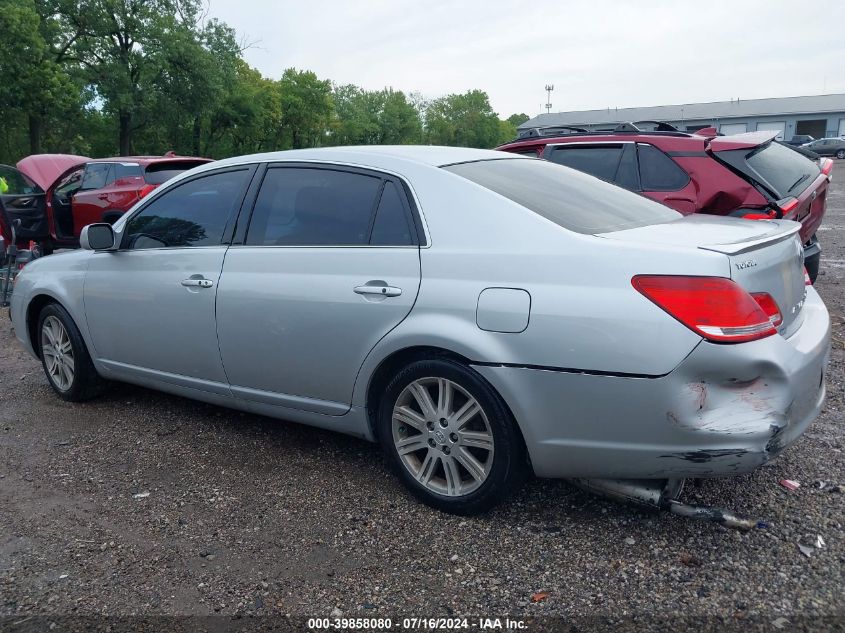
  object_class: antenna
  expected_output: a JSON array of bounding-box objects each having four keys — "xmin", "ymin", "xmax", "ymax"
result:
[{"xmin": 544, "ymin": 84, "xmax": 554, "ymax": 113}]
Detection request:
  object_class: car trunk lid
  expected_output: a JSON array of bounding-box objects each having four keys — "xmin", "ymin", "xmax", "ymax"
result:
[{"xmin": 600, "ymin": 215, "xmax": 807, "ymax": 336}]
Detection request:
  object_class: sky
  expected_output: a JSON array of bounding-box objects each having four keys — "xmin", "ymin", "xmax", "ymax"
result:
[{"xmin": 206, "ymin": 0, "xmax": 845, "ymax": 119}]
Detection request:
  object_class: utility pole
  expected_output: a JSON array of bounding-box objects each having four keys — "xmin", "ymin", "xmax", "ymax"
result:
[{"xmin": 545, "ymin": 84, "xmax": 554, "ymax": 113}]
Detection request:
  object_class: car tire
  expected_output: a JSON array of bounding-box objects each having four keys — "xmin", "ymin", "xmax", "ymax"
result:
[
  {"xmin": 37, "ymin": 303, "xmax": 109, "ymax": 402},
  {"xmin": 377, "ymin": 358, "xmax": 525, "ymax": 515},
  {"xmin": 804, "ymin": 235, "xmax": 822, "ymax": 284},
  {"xmin": 836, "ymin": 149, "xmax": 845, "ymax": 159}
]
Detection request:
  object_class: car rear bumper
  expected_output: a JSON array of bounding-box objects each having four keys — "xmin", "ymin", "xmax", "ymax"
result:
[{"xmin": 473, "ymin": 286, "xmax": 830, "ymax": 479}]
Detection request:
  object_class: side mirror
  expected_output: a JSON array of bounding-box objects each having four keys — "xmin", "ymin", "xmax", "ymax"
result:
[{"xmin": 80, "ymin": 223, "xmax": 116, "ymax": 251}]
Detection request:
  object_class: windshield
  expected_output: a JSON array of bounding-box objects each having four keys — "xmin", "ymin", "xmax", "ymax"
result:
[{"xmin": 443, "ymin": 158, "xmax": 680, "ymax": 234}]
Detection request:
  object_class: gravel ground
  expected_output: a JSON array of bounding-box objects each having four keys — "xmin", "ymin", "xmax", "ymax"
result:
[{"xmin": 1, "ymin": 164, "xmax": 844, "ymax": 632}]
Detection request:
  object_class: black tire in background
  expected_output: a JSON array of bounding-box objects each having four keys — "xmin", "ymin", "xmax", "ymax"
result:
[
  {"xmin": 37, "ymin": 302, "xmax": 109, "ymax": 402},
  {"xmin": 836, "ymin": 149, "xmax": 845, "ymax": 160},
  {"xmin": 805, "ymin": 234, "xmax": 821, "ymax": 284},
  {"xmin": 377, "ymin": 357, "xmax": 526, "ymax": 515}
]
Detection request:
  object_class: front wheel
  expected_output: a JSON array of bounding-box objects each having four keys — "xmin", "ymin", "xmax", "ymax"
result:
[
  {"xmin": 38, "ymin": 303, "xmax": 109, "ymax": 401},
  {"xmin": 377, "ymin": 358, "xmax": 525, "ymax": 515}
]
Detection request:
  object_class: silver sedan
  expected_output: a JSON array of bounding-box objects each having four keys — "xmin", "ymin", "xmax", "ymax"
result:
[{"xmin": 9, "ymin": 146, "xmax": 830, "ymax": 514}]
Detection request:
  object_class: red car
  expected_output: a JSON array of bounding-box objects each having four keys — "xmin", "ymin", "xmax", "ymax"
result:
[
  {"xmin": 0, "ymin": 153, "xmax": 212, "ymax": 252},
  {"xmin": 496, "ymin": 122, "xmax": 833, "ymax": 281}
]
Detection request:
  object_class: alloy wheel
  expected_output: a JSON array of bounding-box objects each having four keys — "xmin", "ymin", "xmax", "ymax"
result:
[
  {"xmin": 41, "ymin": 315, "xmax": 75, "ymax": 391},
  {"xmin": 392, "ymin": 377, "xmax": 495, "ymax": 496}
]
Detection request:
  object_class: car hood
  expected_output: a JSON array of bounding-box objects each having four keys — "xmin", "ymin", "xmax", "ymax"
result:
[{"xmin": 16, "ymin": 154, "xmax": 89, "ymax": 191}]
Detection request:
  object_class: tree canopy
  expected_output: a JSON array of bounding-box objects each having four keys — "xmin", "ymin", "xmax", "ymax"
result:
[{"xmin": 0, "ymin": 0, "xmax": 527, "ymax": 163}]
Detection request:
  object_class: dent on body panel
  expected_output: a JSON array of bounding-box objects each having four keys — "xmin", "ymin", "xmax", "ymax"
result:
[{"xmin": 660, "ymin": 369, "xmax": 796, "ymax": 472}]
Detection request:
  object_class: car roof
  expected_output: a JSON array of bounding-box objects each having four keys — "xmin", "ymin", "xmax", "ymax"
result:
[
  {"xmin": 499, "ymin": 132, "xmax": 708, "ymax": 153},
  {"xmin": 87, "ymin": 156, "xmax": 213, "ymax": 166},
  {"xmin": 190, "ymin": 146, "xmax": 523, "ymax": 173}
]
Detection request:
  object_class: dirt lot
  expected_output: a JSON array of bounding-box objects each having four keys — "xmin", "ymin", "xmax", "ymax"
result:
[{"xmin": 1, "ymin": 164, "xmax": 844, "ymax": 631}]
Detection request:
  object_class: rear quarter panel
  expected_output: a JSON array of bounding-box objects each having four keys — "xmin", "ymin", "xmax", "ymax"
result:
[{"xmin": 352, "ymin": 165, "xmax": 729, "ymax": 405}]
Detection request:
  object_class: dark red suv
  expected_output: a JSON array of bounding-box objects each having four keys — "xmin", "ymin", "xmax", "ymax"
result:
[
  {"xmin": 0, "ymin": 153, "xmax": 212, "ymax": 253},
  {"xmin": 496, "ymin": 122, "xmax": 833, "ymax": 281}
]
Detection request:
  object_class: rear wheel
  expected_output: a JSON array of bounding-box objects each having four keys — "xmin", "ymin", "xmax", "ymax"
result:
[
  {"xmin": 836, "ymin": 149, "xmax": 845, "ymax": 159},
  {"xmin": 377, "ymin": 358, "xmax": 525, "ymax": 515},
  {"xmin": 38, "ymin": 303, "xmax": 109, "ymax": 401}
]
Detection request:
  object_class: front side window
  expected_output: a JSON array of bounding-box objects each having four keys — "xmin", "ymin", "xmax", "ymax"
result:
[
  {"xmin": 444, "ymin": 158, "xmax": 680, "ymax": 234},
  {"xmin": 636, "ymin": 144, "xmax": 690, "ymax": 191},
  {"xmin": 80, "ymin": 163, "xmax": 113, "ymax": 190},
  {"xmin": 246, "ymin": 167, "xmax": 383, "ymax": 246},
  {"xmin": 0, "ymin": 165, "xmax": 42, "ymax": 195},
  {"xmin": 123, "ymin": 169, "xmax": 250, "ymax": 249}
]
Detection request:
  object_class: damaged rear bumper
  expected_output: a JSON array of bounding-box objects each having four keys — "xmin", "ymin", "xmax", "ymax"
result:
[{"xmin": 473, "ymin": 286, "xmax": 830, "ymax": 479}]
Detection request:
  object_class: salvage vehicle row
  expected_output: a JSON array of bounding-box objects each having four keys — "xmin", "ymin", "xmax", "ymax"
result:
[{"xmin": 9, "ymin": 146, "xmax": 830, "ymax": 514}]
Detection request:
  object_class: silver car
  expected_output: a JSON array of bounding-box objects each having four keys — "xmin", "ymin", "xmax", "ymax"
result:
[{"xmin": 9, "ymin": 146, "xmax": 830, "ymax": 514}]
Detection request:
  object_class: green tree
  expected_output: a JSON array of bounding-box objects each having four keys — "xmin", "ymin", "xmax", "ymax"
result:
[
  {"xmin": 424, "ymin": 90, "xmax": 501, "ymax": 148},
  {"xmin": 277, "ymin": 68, "xmax": 333, "ymax": 149},
  {"xmin": 507, "ymin": 113, "xmax": 529, "ymax": 127},
  {"xmin": 0, "ymin": 0, "xmax": 79, "ymax": 158},
  {"xmin": 332, "ymin": 85, "xmax": 422, "ymax": 146},
  {"xmin": 205, "ymin": 59, "xmax": 281, "ymax": 156},
  {"xmin": 51, "ymin": 0, "xmax": 208, "ymax": 154}
]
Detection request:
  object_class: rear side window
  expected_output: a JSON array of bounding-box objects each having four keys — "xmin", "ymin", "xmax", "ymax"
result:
[
  {"xmin": 636, "ymin": 144, "xmax": 689, "ymax": 191},
  {"xmin": 113, "ymin": 163, "xmax": 142, "ymax": 180},
  {"xmin": 123, "ymin": 169, "xmax": 250, "ymax": 249},
  {"xmin": 144, "ymin": 161, "xmax": 210, "ymax": 185},
  {"xmin": 80, "ymin": 163, "xmax": 112, "ymax": 190},
  {"xmin": 246, "ymin": 167, "xmax": 382, "ymax": 246},
  {"xmin": 719, "ymin": 141, "xmax": 820, "ymax": 199},
  {"xmin": 546, "ymin": 145, "xmax": 623, "ymax": 182},
  {"xmin": 371, "ymin": 181, "xmax": 414, "ymax": 245},
  {"xmin": 444, "ymin": 158, "xmax": 680, "ymax": 234}
]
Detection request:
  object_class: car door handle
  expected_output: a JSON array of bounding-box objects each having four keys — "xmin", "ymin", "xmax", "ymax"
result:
[
  {"xmin": 181, "ymin": 278, "xmax": 214, "ymax": 288},
  {"xmin": 354, "ymin": 283, "xmax": 402, "ymax": 297}
]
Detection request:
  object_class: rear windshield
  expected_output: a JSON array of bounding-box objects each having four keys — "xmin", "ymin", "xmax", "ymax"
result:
[
  {"xmin": 720, "ymin": 142, "xmax": 820, "ymax": 199},
  {"xmin": 144, "ymin": 161, "xmax": 209, "ymax": 185},
  {"xmin": 442, "ymin": 158, "xmax": 680, "ymax": 234}
]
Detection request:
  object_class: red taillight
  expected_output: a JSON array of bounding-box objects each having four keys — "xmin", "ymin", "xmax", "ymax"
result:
[
  {"xmin": 138, "ymin": 184, "xmax": 156, "ymax": 199},
  {"xmin": 820, "ymin": 158, "xmax": 834, "ymax": 177},
  {"xmin": 750, "ymin": 292, "xmax": 783, "ymax": 328},
  {"xmin": 632, "ymin": 275, "xmax": 779, "ymax": 343},
  {"xmin": 742, "ymin": 211, "xmax": 776, "ymax": 220},
  {"xmin": 779, "ymin": 197, "xmax": 799, "ymax": 216}
]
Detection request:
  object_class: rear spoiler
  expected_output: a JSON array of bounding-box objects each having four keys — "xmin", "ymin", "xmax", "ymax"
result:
[{"xmin": 698, "ymin": 221, "xmax": 801, "ymax": 256}]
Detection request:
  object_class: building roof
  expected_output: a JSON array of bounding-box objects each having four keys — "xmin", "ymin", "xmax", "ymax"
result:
[{"xmin": 519, "ymin": 93, "xmax": 845, "ymax": 129}]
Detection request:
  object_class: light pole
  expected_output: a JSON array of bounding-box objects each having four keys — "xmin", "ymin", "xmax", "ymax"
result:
[{"xmin": 545, "ymin": 84, "xmax": 554, "ymax": 114}]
